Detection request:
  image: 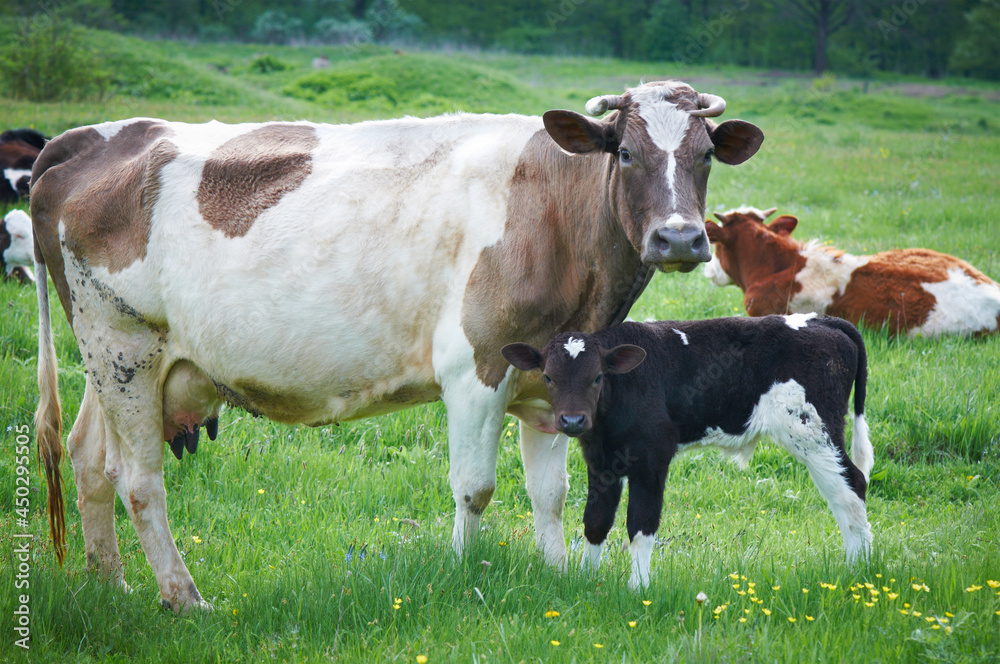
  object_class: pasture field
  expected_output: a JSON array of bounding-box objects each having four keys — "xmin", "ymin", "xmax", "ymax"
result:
[{"xmin": 2, "ymin": 34, "xmax": 999, "ymax": 663}]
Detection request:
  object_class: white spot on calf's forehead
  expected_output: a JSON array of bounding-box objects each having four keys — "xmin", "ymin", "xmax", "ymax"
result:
[
  {"xmin": 563, "ymin": 337, "xmax": 586, "ymax": 359},
  {"xmin": 672, "ymin": 328, "xmax": 689, "ymax": 345},
  {"xmin": 784, "ymin": 312, "xmax": 817, "ymax": 330}
]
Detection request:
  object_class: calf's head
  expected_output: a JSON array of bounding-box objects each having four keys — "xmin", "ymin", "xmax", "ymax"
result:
[
  {"xmin": 704, "ymin": 207, "xmax": 799, "ymax": 288},
  {"xmin": 543, "ymin": 81, "xmax": 764, "ymax": 273},
  {"xmin": 502, "ymin": 332, "xmax": 645, "ymax": 436}
]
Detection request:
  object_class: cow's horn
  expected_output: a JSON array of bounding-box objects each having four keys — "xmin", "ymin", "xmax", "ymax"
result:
[
  {"xmin": 762, "ymin": 207, "xmax": 779, "ymax": 218},
  {"xmin": 688, "ymin": 93, "xmax": 727, "ymax": 118},
  {"xmin": 585, "ymin": 95, "xmax": 627, "ymax": 116}
]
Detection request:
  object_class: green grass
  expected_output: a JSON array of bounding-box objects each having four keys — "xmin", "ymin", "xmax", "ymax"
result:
[{"xmin": 1, "ymin": 34, "xmax": 999, "ymax": 663}]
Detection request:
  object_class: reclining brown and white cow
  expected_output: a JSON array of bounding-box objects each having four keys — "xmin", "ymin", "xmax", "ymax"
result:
[{"xmin": 704, "ymin": 207, "xmax": 1000, "ymax": 337}]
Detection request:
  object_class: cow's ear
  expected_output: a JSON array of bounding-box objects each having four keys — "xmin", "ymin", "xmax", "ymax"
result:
[
  {"xmin": 502, "ymin": 343, "xmax": 544, "ymax": 371},
  {"xmin": 769, "ymin": 215, "xmax": 798, "ymax": 236},
  {"xmin": 543, "ymin": 110, "xmax": 615, "ymax": 154},
  {"xmin": 603, "ymin": 344, "xmax": 646, "ymax": 375},
  {"xmin": 709, "ymin": 120, "xmax": 764, "ymax": 165},
  {"xmin": 704, "ymin": 219, "xmax": 724, "ymax": 244}
]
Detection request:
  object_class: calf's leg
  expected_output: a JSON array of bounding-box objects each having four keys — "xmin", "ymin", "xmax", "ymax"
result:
[
  {"xmin": 625, "ymin": 451, "xmax": 670, "ymax": 590},
  {"xmin": 580, "ymin": 464, "xmax": 624, "ymax": 572}
]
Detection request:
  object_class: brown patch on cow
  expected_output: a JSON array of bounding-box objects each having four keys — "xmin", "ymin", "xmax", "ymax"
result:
[
  {"xmin": 198, "ymin": 124, "xmax": 318, "ymax": 237},
  {"xmin": 128, "ymin": 491, "xmax": 147, "ymax": 515},
  {"xmin": 828, "ymin": 248, "xmax": 987, "ymax": 334},
  {"xmin": 30, "ymin": 121, "xmax": 180, "ymax": 326},
  {"xmin": 464, "ymin": 486, "xmax": 495, "ymax": 516},
  {"xmin": 461, "ymin": 130, "xmax": 643, "ymax": 389}
]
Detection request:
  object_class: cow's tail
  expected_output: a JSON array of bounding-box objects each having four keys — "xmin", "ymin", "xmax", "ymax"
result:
[
  {"xmin": 35, "ymin": 254, "xmax": 66, "ymax": 565},
  {"xmin": 820, "ymin": 316, "xmax": 873, "ymax": 481}
]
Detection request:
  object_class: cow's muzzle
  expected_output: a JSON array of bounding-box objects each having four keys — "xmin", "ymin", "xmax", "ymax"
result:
[
  {"xmin": 557, "ymin": 413, "xmax": 590, "ymax": 436},
  {"xmin": 643, "ymin": 223, "xmax": 711, "ymax": 271}
]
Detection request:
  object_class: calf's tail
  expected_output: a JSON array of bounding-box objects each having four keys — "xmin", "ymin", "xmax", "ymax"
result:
[
  {"xmin": 822, "ymin": 317, "xmax": 873, "ymax": 481},
  {"xmin": 35, "ymin": 254, "xmax": 66, "ymax": 565}
]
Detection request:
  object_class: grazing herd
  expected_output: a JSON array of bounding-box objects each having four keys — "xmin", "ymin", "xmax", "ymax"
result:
[{"xmin": 1, "ymin": 80, "xmax": 993, "ymax": 610}]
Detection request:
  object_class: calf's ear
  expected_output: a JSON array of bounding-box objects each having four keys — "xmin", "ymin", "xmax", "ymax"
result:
[
  {"xmin": 769, "ymin": 215, "xmax": 798, "ymax": 236},
  {"xmin": 543, "ymin": 110, "xmax": 616, "ymax": 154},
  {"xmin": 501, "ymin": 343, "xmax": 544, "ymax": 371},
  {"xmin": 603, "ymin": 344, "xmax": 646, "ymax": 374},
  {"xmin": 709, "ymin": 120, "xmax": 764, "ymax": 165}
]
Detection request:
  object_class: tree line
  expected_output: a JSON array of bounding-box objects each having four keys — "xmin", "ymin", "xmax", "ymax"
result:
[{"xmin": 2, "ymin": 0, "xmax": 998, "ymax": 80}]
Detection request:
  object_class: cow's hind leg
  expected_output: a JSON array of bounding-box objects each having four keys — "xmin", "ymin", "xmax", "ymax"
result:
[
  {"xmin": 68, "ymin": 378, "xmax": 126, "ymax": 587},
  {"xmin": 520, "ymin": 424, "xmax": 570, "ymax": 568},
  {"xmin": 80, "ymin": 323, "xmax": 209, "ymax": 613}
]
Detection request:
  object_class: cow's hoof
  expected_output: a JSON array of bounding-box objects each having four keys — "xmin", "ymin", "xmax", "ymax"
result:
[{"xmin": 160, "ymin": 597, "xmax": 213, "ymax": 614}]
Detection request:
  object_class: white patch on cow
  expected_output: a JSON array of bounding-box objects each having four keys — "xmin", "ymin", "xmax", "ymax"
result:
[
  {"xmin": 581, "ymin": 541, "xmax": 604, "ymax": 572},
  {"xmin": 91, "ymin": 117, "xmax": 161, "ymax": 141},
  {"xmin": 703, "ymin": 250, "xmax": 734, "ymax": 287},
  {"xmin": 633, "ymin": 88, "xmax": 692, "ymax": 204},
  {"xmin": 564, "ymin": 337, "xmax": 586, "ymax": 358},
  {"xmin": 3, "ymin": 209, "xmax": 34, "ymax": 271},
  {"xmin": 783, "ymin": 312, "xmax": 817, "ymax": 330},
  {"xmin": 628, "ymin": 532, "xmax": 655, "ymax": 590},
  {"xmin": 852, "ymin": 414, "xmax": 873, "ymax": 481},
  {"xmin": 789, "ymin": 242, "xmax": 870, "ymax": 315},
  {"xmin": 910, "ymin": 268, "xmax": 1000, "ymax": 337},
  {"xmin": 3, "ymin": 168, "xmax": 30, "ymax": 190},
  {"xmin": 682, "ymin": 380, "xmax": 872, "ymax": 561},
  {"xmin": 721, "ymin": 206, "xmax": 772, "ymax": 220},
  {"xmin": 671, "ymin": 328, "xmax": 689, "ymax": 345}
]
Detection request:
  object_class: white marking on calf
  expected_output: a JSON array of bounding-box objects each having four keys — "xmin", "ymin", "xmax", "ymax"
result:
[
  {"xmin": 581, "ymin": 541, "xmax": 604, "ymax": 572},
  {"xmin": 703, "ymin": 251, "xmax": 733, "ymax": 286},
  {"xmin": 685, "ymin": 380, "xmax": 872, "ymax": 561},
  {"xmin": 783, "ymin": 312, "xmax": 817, "ymax": 330},
  {"xmin": 721, "ymin": 206, "xmax": 771, "ymax": 220},
  {"xmin": 789, "ymin": 242, "xmax": 870, "ymax": 315},
  {"xmin": 564, "ymin": 337, "xmax": 586, "ymax": 359},
  {"xmin": 852, "ymin": 414, "xmax": 873, "ymax": 481},
  {"xmin": 671, "ymin": 328, "xmax": 689, "ymax": 345},
  {"xmin": 3, "ymin": 209, "xmax": 35, "ymax": 273},
  {"xmin": 910, "ymin": 268, "xmax": 1000, "ymax": 337},
  {"xmin": 628, "ymin": 532, "xmax": 656, "ymax": 590}
]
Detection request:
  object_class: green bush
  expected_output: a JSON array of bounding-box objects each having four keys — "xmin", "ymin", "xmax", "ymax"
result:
[
  {"xmin": 249, "ymin": 54, "xmax": 290, "ymax": 74},
  {"xmin": 0, "ymin": 17, "xmax": 109, "ymax": 101}
]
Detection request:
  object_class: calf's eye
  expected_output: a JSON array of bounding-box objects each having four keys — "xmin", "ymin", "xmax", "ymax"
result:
[
  {"xmin": 543, "ymin": 374, "xmax": 553, "ymax": 385},
  {"xmin": 593, "ymin": 375, "xmax": 603, "ymax": 386}
]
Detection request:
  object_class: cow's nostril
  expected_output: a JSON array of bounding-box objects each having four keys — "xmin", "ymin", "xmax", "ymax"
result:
[{"xmin": 558, "ymin": 414, "xmax": 587, "ymax": 434}]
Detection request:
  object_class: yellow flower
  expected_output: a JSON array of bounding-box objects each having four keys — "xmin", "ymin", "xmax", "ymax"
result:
[
  {"xmin": 911, "ymin": 583, "xmax": 922, "ymax": 591},
  {"xmin": 945, "ymin": 626, "xmax": 953, "ymax": 634},
  {"xmin": 732, "ymin": 583, "xmax": 740, "ymax": 589},
  {"xmin": 802, "ymin": 588, "xmax": 809, "ymax": 594},
  {"xmin": 882, "ymin": 586, "xmax": 890, "ymax": 593},
  {"xmin": 938, "ymin": 617, "xmax": 949, "ymax": 624},
  {"xmin": 931, "ymin": 624, "xmax": 940, "ymax": 630},
  {"xmin": 945, "ymin": 612, "xmax": 954, "ymax": 618},
  {"xmin": 748, "ymin": 582, "xmax": 756, "ymax": 588},
  {"xmin": 912, "ymin": 611, "xmax": 922, "ymax": 617},
  {"xmin": 771, "ymin": 585, "xmax": 780, "ymax": 591},
  {"xmin": 965, "ymin": 585, "xmax": 983, "ymax": 592},
  {"xmin": 642, "ymin": 600, "xmax": 652, "ymax": 607},
  {"xmin": 870, "ymin": 589, "xmax": 880, "ymax": 596},
  {"xmin": 594, "ymin": 644, "xmax": 604, "ymax": 649},
  {"xmin": 762, "ymin": 608, "xmax": 771, "ymax": 616},
  {"xmin": 864, "ymin": 583, "xmax": 874, "ymax": 589},
  {"xmin": 865, "ymin": 602, "xmax": 875, "ymax": 608},
  {"xmin": 903, "ymin": 603, "xmax": 911, "ymax": 609},
  {"xmin": 628, "ymin": 621, "xmax": 637, "ymax": 628},
  {"xmin": 416, "ymin": 657, "xmax": 428, "ymax": 664},
  {"xmin": 550, "ymin": 641, "xmax": 560, "ymax": 646},
  {"xmin": 739, "ymin": 617, "xmax": 747, "ymax": 623},
  {"xmin": 852, "ymin": 594, "xmax": 861, "ymax": 601},
  {"xmin": 544, "ymin": 610, "xmax": 560, "ymax": 618},
  {"xmin": 876, "ymin": 573, "xmax": 882, "ymax": 579},
  {"xmin": 788, "ymin": 617, "xmax": 796, "ymax": 623},
  {"xmin": 805, "ymin": 615, "xmax": 814, "ymax": 621},
  {"xmin": 890, "ymin": 578, "xmax": 896, "ymax": 583},
  {"xmin": 393, "ymin": 604, "xmax": 401, "ymax": 610},
  {"xmin": 191, "ymin": 535, "xmax": 202, "ymax": 544},
  {"xmin": 729, "ymin": 573, "xmax": 740, "ymax": 580},
  {"xmin": 987, "ymin": 580, "xmax": 1000, "ymax": 589},
  {"xmin": 737, "ymin": 591, "xmax": 746, "ymax": 596},
  {"xmin": 899, "ymin": 610, "xmax": 909, "ymax": 615},
  {"xmin": 257, "ymin": 489, "xmax": 265, "ymax": 494},
  {"xmin": 233, "ymin": 609, "xmax": 238, "ymax": 616},
  {"xmin": 888, "ymin": 593, "xmax": 898, "ymax": 600}
]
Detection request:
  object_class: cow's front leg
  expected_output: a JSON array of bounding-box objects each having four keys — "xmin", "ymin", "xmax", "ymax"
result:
[
  {"xmin": 520, "ymin": 424, "xmax": 570, "ymax": 568},
  {"xmin": 625, "ymin": 457, "xmax": 669, "ymax": 590},
  {"xmin": 441, "ymin": 374, "xmax": 508, "ymax": 557},
  {"xmin": 580, "ymin": 462, "xmax": 624, "ymax": 573}
]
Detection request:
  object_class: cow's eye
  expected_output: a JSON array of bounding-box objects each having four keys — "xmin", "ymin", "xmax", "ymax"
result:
[
  {"xmin": 543, "ymin": 374, "xmax": 553, "ymax": 385},
  {"xmin": 704, "ymin": 149, "xmax": 714, "ymax": 162},
  {"xmin": 593, "ymin": 375, "xmax": 603, "ymax": 386},
  {"xmin": 619, "ymin": 148, "xmax": 632, "ymax": 164}
]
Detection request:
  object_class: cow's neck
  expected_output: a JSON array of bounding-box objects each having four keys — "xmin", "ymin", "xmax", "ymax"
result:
[{"xmin": 460, "ymin": 130, "xmax": 644, "ymax": 389}]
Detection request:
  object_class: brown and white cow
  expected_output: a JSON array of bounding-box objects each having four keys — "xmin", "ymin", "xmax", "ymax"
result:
[
  {"xmin": 32, "ymin": 81, "xmax": 763, "ymax": 611},
  {"xmin": 1, "ymin": 128, "xmax": 46, "ymax": 203},
  {"xmin": 704, "ymin": 207, "xmax": 1000, "ymax": 336}
]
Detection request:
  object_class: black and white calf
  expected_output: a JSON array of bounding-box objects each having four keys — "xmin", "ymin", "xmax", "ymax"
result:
[{"xmin": 502, "ymin": 313, "xmax": 873, "ymax": 589}]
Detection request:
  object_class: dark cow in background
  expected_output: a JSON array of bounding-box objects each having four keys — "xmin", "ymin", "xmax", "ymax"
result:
[
  {"xmin": 503, "ymin": 314, "xmax": 873, "ymax": 589},
  {"xmin": 704, "ymin": 206, "xmax": 1000, "ymax": 336},
  {"xmin": 1, "ymin": 128, "xmax": 46, "ymax": 203},
  {"xmin": 1, "ymin": 209, "xmax": 35, "ymax": 283},
  {"xmin": 31, "ymin": 81, "xmax": 763, "ymax": 611}
]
